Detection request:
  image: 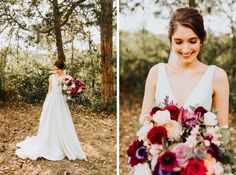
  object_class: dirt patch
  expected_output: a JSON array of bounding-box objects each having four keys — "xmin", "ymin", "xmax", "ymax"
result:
[{"xmin": 0, "ymin": 104, "xmax": 116, "ymax": 175}]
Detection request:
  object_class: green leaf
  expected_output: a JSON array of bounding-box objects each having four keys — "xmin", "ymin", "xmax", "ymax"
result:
[
  {"xmin": 189, "ymin": 105, "xmax": 196, "ymax": 111},
  {"xmin": 219, "ymin": 150, "xmax": 236, "ymax": 165},
  {"xmin": 220, "ymin": 128, "xmax": 230, "ymax": 145}
]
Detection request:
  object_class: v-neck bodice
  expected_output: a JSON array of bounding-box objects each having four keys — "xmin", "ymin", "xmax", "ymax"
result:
[
  {"xmin": 155, "ymin": 63, "xmax": 216, "ymax": 110},
  {"xmin": 51, "ymin": 74, "xmax": 64, "ymax": 94}
]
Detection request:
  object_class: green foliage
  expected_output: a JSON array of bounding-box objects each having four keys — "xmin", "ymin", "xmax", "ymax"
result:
[
  {"xmin": 4, "ymin": 54, "xmax": 51, "ymax": 103},
  {"xmin": 1, "ymin": 47, "xmax": 116, "ymax": 114},
  {"xmin": 120, "ymin": 30, "xmax": 169, "ymax": 98},
  {"xmin": 91, "ymin": 93, "xmax": 116, "ymax": 114}
]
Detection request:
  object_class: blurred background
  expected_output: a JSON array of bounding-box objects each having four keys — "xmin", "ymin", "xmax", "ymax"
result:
[{"xmin": 119, "ymin": 0, "xmax": 236, "ymax": 174}]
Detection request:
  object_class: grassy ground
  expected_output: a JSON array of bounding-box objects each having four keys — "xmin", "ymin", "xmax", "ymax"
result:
[
  {"xmin": 0, "ymin": 103, "xmax": 116, "ymax": 175},
  {"xmin": 119, "ymin": 99, "xmax": 236, "ymax": 175}
]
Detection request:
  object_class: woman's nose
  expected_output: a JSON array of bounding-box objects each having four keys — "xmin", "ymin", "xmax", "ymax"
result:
[{"xmin": 182, "ymin": 43, "xmax": 191, "ymax": 53}]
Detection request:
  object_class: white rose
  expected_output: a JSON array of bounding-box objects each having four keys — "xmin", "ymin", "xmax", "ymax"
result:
[
  {"xmin": 205, "ymin": 158, "xmax": 224, "ymax": 175},
  {"xmin": 133, "ymin": 163, "xmax": 152, "ymax": 175},
  {"xmin": 185, "ymin": 135, "xmax": 198, "ymax": 148},
  {"xmin": 204, "ymin": 140, "xmax": 210, "ymax": 147},
  {"xmin": 204, "ymin": 112, "xmax": 217, "ymax": 126},
  {"xmin": 205, "ymin": 127, "xmax": 222, "ymax": 146},
  {"xmin": 63, "ymin": 85, "xmax": 68, "ymax": 90},
  {"xmin": 212, "ymin": 162, "xmax": 224, "ymax": 175},
  {"xmin": 149, "ymin": 144, "xmax": 163, "ymax": 157},
  {"xmin": 153, "ymin": 110, "xmax": 171, "ymax": 125},
  {"xmin": 71, "ymin": 83, "xmax": 76, "ymax": 88},
  {"xmin": 151, "ymin": 156, "xmax": 158, "ymax": 171},
  {"xmin": 164, "ymin": 120, "xmax": 182, "ymax": 141},
  {"xmin": 191, "ymin": 125, "xmax": 200, "ymax": 135},
  {"xmin": 136, "ymin": 123, "xmax": 153, "ymax": 141}
]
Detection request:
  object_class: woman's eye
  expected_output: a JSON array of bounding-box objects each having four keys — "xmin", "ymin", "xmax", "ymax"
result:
[
  {"xmin": 190, "ymin": 41, "xmax": 197, "ymax": 44},
  {"xmin": 175, "ymin": 41, "xmax": 182, "ymax": 45}
]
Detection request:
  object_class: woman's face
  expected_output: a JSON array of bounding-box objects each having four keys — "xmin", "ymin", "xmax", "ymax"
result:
[
  {"xmin": 171, "ymin": 24, "xmax": 201, "ymax": 64},
  {"xmin": 54, "ymin": 66, "xmax": 64, "ymax": 75}
]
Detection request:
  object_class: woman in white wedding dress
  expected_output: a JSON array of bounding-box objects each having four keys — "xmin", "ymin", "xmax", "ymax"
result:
[
  {"xmin": 139, "ymin": 7, "xmax": 229, "ymax": 128},
  {"xmin": 16, "ymin": 60, "xmax": 86, "ymax": 161}
]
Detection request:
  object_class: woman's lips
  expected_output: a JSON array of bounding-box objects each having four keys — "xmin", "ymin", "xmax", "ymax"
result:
[{"xmin": 181, "ymin": 52, "xmax": 194, "ymax": 58}]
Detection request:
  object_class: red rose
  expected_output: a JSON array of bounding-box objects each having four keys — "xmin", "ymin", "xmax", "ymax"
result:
[
  {"xmin": 71, "ymin": 87, "xmax": 78, "ymax": 94},
  {"xmin": 150, "ymin": 106, "xmax": 161, "ymax": 116},
  {"xmin": 147, "ymin": 126, "xmax": 167, "ymax": 144},
  {"xmin": 194, "ymin": 106, "xmax": 207, "ymax": 118},
  {"xmin": 164, "ymin": 105, "xmax": 180, "ymax": 121},
  {"xmin": 181, "ymin": 159, "xmax": 208, "ymax": 175}
]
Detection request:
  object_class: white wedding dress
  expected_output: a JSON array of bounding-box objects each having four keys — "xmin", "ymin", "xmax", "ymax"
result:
[
  {"xmin": 16, "ymin": 74, "xmax": 86, "ymax": 161},
  {"xmin": 155, "ymin": 63, "xmax": 216, "ymax": 110}
]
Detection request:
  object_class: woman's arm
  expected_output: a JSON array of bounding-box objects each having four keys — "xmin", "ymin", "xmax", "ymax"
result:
[
  {"xmin": 212, "ymin": 67, "xmax": 229, "ymax": 128},
  {"xmin": 139, "ymin": 64, "xmax": 158, "ymax": 124}
]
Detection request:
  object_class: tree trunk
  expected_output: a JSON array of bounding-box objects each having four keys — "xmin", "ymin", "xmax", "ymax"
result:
[
  {"xmin": 88, "ymin": 33, "xmax": 95, "ymax": 88},
  {"xmin": 189, "ymin": 0, "xmax": 196, "ymax": 7},
  {"xmin": 100, "ymin": 0, "xmax": 113, "ymax": 102},
  {"xmin": 52, "ymin": 0, "xmax": 66, "ymax": 61}
]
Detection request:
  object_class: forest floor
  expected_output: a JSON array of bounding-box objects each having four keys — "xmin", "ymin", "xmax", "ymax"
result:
[
  {"xmin": 0, "ymin": 103, "xmax": 116, "ymax": 175},
  {"xmin": 119, "ymin": 98, "xmax": 236, "ymax": 175}
]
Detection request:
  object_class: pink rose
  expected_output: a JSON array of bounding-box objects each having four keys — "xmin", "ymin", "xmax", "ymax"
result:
[{"xmin": 172, "ymin": 143, "xmax": 193, "ymax": 168}]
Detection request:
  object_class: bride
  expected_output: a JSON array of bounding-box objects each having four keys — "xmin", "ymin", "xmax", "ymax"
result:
[
  {"xmin": 139, "ymin": 7, "xmax": 229, "ymax": 128},
  {"xmin": 16, "ymin": 59, "xmax": 86, "ymax": 161}
]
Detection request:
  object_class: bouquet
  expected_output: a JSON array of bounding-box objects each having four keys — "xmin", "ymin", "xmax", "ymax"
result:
[
  {"xmin": 127, "ymin": 96, "xmax": 235, "ymax": 175},
  {"xmin": 61, "ymin": 76, "xmax": 85, "ymax": 100}
]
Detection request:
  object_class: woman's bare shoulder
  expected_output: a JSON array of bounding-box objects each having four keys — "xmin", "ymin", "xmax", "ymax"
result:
[
  {"xmin": 49, "ymin": 74, "xmax": 54, "ymax": 80},
  {"xmin": 146, "ymin": 63, "xmax": 164, "ymax": 86},
  {"xmin": 213, "ymin": 66, "xmax": 228, "ymax": 82},
  {"xmin": 148, "ymin": 63, "xmax": 161, "ymax": 77}
]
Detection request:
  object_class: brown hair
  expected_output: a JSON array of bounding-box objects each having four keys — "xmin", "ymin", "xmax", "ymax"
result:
[
  {"xmin": 54, "ymin": 60, "xmax": 66, "ymax": 70},
  {"xmin": 168, "ymin": 7, "xmax": 206, "ymax": 44}
]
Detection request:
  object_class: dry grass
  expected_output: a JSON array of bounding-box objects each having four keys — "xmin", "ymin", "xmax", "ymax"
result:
[{"xmin": 0, "ymin": 104, "xmax": 116, "ymax": 175}]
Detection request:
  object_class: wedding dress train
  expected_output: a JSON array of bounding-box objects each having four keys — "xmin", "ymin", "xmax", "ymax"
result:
[{"xmin": 16, "ymin": 74, "xmax": 86, "ymax": 161}]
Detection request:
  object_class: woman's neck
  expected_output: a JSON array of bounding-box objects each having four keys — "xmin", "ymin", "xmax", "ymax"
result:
[
  {"xmin": 168, "ymin": 58, "xmax": 200, "ymax": 71},
  {"xmin": 55, "ymin": 72, "xmax": 65, "ymax": 77}
]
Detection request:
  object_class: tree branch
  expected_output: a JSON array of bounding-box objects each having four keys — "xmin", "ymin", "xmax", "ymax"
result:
[
  {"xmin": 7, "ymin": 12, "xmax": 30, "ymax": 31},
  {"xmin": 60, "ymin": 0, "xmax": 87, "ymax": 27}
]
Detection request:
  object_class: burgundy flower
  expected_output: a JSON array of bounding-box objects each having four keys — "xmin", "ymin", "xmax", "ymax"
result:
[
  {"xmin": 153, "ymin": 161, "xmax": 176, "ymax": 175},
  {"xmin": 164, "ymin": 105, "xmax": 180, "ymax": 121},
  {"xmin": 66, "ymin": 80, "xmax": 73, "ymax": 86},
  {"xmin": 194, "ymin": 106, "xmax": 207, "ymax": 118},
  {"xmin": 181, "ymin": 109, "xmax": 200, "ymax": 128},
  {"xmin": 207, "ymin": 143, "xmax": 220, "ymax": 160},
  {"xmin": 147, "ymin": 126, "xmax": 167, "ymax": 144},
  {"xmin": 127, "ymin": 140, "xmax": 148, "ymax": 167},
  {"xmin": 71, "ymin": 87, "xmax": 78, "ymax": 94},
  {"xmin": 150, "ymin": 106, "xmax": 161, "ymax": 116},
  {"xmin": 181, "ymin": 159, "xmax": 207, "ymax": 175},
  {"xmin": 204, "ymin": 135, "xmax": 213, "ymax": 142},
  {"xmin": 74, "ymin": 79, "xmax": 85, "ymax": 88},
  {"xmin": 159, "ymin": 151, "xmax": 178, "ymax": 172}
]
